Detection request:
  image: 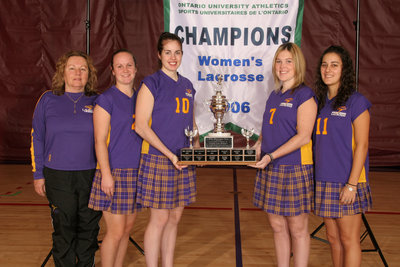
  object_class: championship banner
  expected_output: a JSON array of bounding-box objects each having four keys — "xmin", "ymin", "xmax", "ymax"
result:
[{"xmin": 164, "ymin": 0, "xmax": 304, "ymax": 139}]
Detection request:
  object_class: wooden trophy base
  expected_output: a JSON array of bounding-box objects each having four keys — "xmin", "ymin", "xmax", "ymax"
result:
[{"xmin": 178, "ymin": 147, "xmax": 256, "ymax": 166}]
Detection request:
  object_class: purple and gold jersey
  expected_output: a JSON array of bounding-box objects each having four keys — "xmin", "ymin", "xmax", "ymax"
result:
[
  {"xmin": 95, "ymin": 86, "xmax": 142, "ymax": 169},
  {"xmin": 313, "ymin": 92, "xmax": 371, "ymax": 184},
  {"xmin": 31, "ymin": 91, "xmax": 97, "ymax": 179},
  {"xmin": 261, "ymin": 84, "xmax": 315, "ymax": 166},
  {"xmin": 140, "ymin": 70, "xmax": 195, "ymax": 156}
]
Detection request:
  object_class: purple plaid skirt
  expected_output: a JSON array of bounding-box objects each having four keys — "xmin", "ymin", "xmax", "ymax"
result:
[
  {"xmin": 136, "ymin": 153, "xmax": 196, "ymax": 209},
  {"xmin": 88, "ymin": 168, "xmax": 142, "ymax": 214},
  {"xmin": 253, "ymin": 164, "xmax": 314, "ymax": 216},
  {"xmin": 314, "ymin": 180, "xmax": 372, "ymax": 218}
]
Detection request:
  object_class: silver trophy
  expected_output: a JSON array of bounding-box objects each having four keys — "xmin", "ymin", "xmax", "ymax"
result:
[
  {"xmin": 179, "ymin": 75, "xmax": 256, "ymax": 164},
  {"xmin": 209, "ymin": 75, "xmax": 229, "ymax": 134},
  {"xmin": 241, "ymin": 128, "xmax": 254, "ymax": 149},
  {"xmin": 204, "ymin": 75, "xmax": 233, "ymax": 149},
  {"xmin": 184, "ymin": 127, "xmax": 198, "ymax": 149}
]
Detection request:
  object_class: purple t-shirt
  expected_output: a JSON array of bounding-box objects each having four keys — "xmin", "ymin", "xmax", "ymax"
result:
[
  {"xmin": 95, "ymin": 86, "xmax": 142, "ymax": 169},
  {"xmin": 31, "ymin": 91, "xmax": 97, "ymax": 179},
  {"xmin": 313, "ymin": 92, "xmax": 371, "ymax": 183},
  {"xmin": 261, "ymin": 84, "xmax": 315, "ymax": 166},
  {"xmin": 140, "ymin": 70, "xmax": 195, "ymax": 156}
]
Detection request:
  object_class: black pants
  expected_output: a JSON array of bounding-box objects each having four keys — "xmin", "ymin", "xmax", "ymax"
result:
[{"xmin": 44, "ymin": 167, "xmax": 102, "ymax": 267}]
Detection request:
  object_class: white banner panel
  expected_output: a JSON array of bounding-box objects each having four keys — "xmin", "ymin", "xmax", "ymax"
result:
[{"xmin": 164, "ymin": 0, "xmax": 304, "ymax": 138}]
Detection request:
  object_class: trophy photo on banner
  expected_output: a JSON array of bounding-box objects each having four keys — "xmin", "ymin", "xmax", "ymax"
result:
[{"xmin": 179, "ymin": 76, "xmax": 257, "ymax": 165}]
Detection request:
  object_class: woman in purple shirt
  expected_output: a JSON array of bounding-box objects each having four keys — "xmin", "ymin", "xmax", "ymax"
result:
[
  {"xmin": 88, "ymin": 49, "xmax": 142, "ymax": 266},
  {"xmin": 135, "ymin": 32, "xmax": 198, "ymax": 267},
  {"xmin": 313, "ymin": 46, "xmax": 372, "ymax": 267},
  {"xmin": 251, "ymin": 43, "xmax": 317, "ymax": 267},
  {"xmin": 31, "ymin": 50, "xmax": 101, "ymax": 266}
]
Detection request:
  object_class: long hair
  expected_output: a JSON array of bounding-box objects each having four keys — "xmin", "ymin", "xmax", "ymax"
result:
[
  {"xmin": 272, "ymin": 42, "xmax": 306, "ymax": 93},
  {"xmin": 156, "ymin": 32, "xmax": 183, "ymax": 68},
  {"xmin": 315, "ymin": 45, "xmax": 355, "ymax": 112},
  {"xmin": 51, "ymin": 50, "xmax": 98, "ymax": 96}
]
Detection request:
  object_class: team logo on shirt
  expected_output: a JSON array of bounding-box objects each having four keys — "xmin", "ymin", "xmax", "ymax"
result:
[
  {"xmin": 331, "ymin": 106, "xmax": 347, "ymax": 117},
  {"xmin": 279, "ymin": 98, "xmax": 293, "ymax": 108},
  {"xmin": 185, "ymin": 89, "xmax": 193, "ymax": 98},
  {"xmin": 82, "ymin": 105, "xmax": 94, "ymax": 113}
]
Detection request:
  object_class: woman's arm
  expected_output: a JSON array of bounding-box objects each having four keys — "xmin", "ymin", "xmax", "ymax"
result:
[
  {"xmin": 135, "ymin": 84, "xmax": 185, "ymax": 170},
  {"xmin": 252, "ymin": 134, "xmax": 262, "ymax": 161},
  {"xmin": 340, "ymin": 109, "xmax": 370, "ymax": 204},
  {"xmin": 93, "ymin": 105, "xmax": 114, "ymax": 197},
  {"xmin": 193, "ymin": 116, "xmax": 200, "ymax": 148},
  {"xmin": 31, "ymin": 95, "xmax": 47, "ymax": 197},
  {"xmin": 253, "ymin": 97, "xmax": 317, "ymax": 169}
]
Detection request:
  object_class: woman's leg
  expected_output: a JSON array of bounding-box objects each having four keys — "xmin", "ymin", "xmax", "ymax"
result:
[
  {"xmin": 113, "ymin": 213, "xmax": 137, "ymax": 267},
  {"xmin": 287, "ymin": 213, "xmax": 310, "ymax": 267},
  {"xmin": 44, "ymin": 172, "xmax": 78, "ymax": 266},
  {"xmin": 76, "ymin": 169, "xmax": 102, "ymax": 267},
  {"xmin": 324, "ymin": 218, "xmax": 343, "ymax": 267},
  {"xmin": 100, "ymin": 212, "xmax": 128, "ymax": 267},
  {"xmin": 144, "ymin": 208, "xmax": 170, "ymax": 267},
  {"xmin": 267, "ymin": 213, "xmax": 291, "ymax": 267},
  {"xmin": 161, "ymin": 207, "xmax": 184, "ymax": 267},
  {"xmin": 337, "ymin": 214, "xmax": 362, "ymax": 267}
]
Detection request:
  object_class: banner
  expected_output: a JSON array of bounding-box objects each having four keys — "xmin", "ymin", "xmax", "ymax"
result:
[{"xmin": 164, "ymin": 0, "xmax": 304, "ymax": 139}]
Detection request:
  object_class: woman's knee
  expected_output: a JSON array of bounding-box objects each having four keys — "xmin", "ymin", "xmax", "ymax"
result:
[
  {"xmin": 339, "ymin": 232, "xmax": 359, "ymax": 249},
  {"xmin": 124, "ymin": 214, "xmax": 137, "ymax": 233},
  {"xmin": 326, "ymin": 229, "xmax": 341, "ymax": 246},
  {"xmin": 287, "ymin": 214, "xmax": 309, "ymax": 238},
  {"xmin": 337, "ymin": 216, "xmax": 362, "ymax": 248},
  {"xmin": 164, "ymin": 207, "xmax": 184, "ymax": 226},
  {"xmin": 167, "ymin": 213, "xmax": 182, "ymax": 226},
  {"xmin": 149, "ymin": 210, "xmax": 170, "ymax": 228},
  {"xmin": 268, "ymin": 215, "xmax": 287, "ymax": 234}
]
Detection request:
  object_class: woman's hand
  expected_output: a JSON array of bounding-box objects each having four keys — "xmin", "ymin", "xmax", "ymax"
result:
[
  {"xmin": 101, "ymin": 174, "xmax": 115, "ymax": 197},
  {"xmin": 170, "ymin": 154, "xmax": 187, "ymax": 171},
  {"xmin": 252, "ymin": 141, "xmax": 262, "ymax": 161},
  {"xmin": 249, "ymin": 154, "xmax": 271, "ymax": 169},
  {"xmin": 34, "ymin": 179, "xmax": 46, "ymax": 197},
  {"xmin": 339, "ymin": 184, "xmax": 357, "ymax": 205}
]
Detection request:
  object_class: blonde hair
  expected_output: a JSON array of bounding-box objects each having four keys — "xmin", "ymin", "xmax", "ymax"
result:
[
  {"xmin": 52, "ymin": 50, "xmax": 98, "ymax": 96},
  {"xmin": 272, "ymin": 42, "xmax": 306, "ymax": 92}
]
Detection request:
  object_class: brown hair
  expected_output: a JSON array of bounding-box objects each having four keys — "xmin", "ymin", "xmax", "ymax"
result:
[
  {"xmin": 51, "ymin": 50, "xmax": 98, "ymax": 96},
  {"xmin": 156, "ymin": 32, "xmax": 183, "ymax": 68},
  {"xmin": 110, "ymin": 49, "xmax": 137, "ymax": 70},
  {"xmin": 109, "ymin": 49, "xmax": 137, "ymax": 87},
  {"xmin": 314, "ymin": 45, "xmax": 355, "ymax": 112}
]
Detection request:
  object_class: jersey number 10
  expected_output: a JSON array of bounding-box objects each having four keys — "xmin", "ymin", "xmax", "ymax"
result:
[{"xmin": 175, "ymin": 97, "xmax": 190, "ymax": 114}]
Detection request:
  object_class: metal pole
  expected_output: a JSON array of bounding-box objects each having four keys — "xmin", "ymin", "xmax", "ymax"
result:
[
  {"xmin": 85, "ymin": 0, "xmax": 90, "ymax": 54},
  {"xmin": 355, "ymin": 0, "xmax": 360, "ymax": 91}
]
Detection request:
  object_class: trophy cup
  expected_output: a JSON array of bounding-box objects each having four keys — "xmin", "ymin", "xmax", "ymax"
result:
[
  {"xmin": 241, "ymin": 128, "xmax": 254, "ymax": 149},
  {"xmin": 179, "ymin": 76, "xmax": 256, "ymax": 165},
  {"xmin": 184, "ymin": 127, "xmax": 197, "ymax": 149},
  {"xmin": 204, "ymin": 76, "xmax": 233, "ymax": 149}
]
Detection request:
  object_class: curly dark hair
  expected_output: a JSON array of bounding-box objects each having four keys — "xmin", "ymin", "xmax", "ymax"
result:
[
  {"xmin": 314, "ymin": 46, "xmax": 355, "ymax": 112},
  {"xmin": 52, "ymin": 50, "xmax": 98, "ymax": 96}
]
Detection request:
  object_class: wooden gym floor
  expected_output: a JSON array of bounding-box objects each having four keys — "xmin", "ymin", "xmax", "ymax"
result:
[{"xmin": 0, "ymin": 164, "xmax": 399, "ymax": 266}]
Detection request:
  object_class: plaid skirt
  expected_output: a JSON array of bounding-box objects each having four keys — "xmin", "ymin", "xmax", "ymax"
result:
[
  {"xmin": 314, "ymin": 180, "xmax": 372, "ymax": 218},
  {"xmin": 137, "ymin": 153, "xmax": 196, "ymax": 209},
  {"xmin": 253, "ymin": 164, "xmax": 314, "ymax": 216},
  {"xmin": 88, "ymin": 168, "xmax": 142, "ymax": 214}
]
